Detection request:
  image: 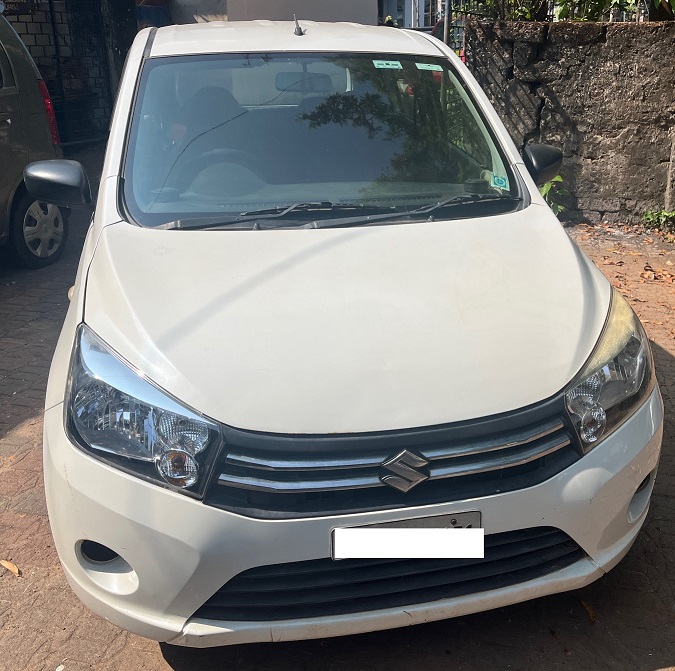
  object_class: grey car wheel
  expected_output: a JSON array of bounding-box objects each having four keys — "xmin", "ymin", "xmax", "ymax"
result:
[{"xmin": 10, "ymin": 192, "xmax": 68, "ymax": 268}]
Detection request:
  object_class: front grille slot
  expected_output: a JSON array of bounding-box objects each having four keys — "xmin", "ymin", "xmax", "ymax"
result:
[
  {"xmin": 193, "ymin": 527, "xmax": 586, "ymax": 622},
  {"xmin": 205, "ymin": 402, "xmax": 580, "ymax": 518}
]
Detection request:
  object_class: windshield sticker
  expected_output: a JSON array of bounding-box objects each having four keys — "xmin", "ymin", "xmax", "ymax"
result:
[
  {"xmin": 373, "ymin": 60, "xmax": 403, "ymax": 69},
  {"xmin": 491, "ymin": 174, "xmax": 509, "ymax": 190},
  {"xmin": 415, "ymin": 63, "xmax": 444, "ymax": 71}
]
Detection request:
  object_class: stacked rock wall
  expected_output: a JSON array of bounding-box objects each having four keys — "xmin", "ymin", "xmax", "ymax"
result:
[{"xmin": 464, "ymin": 21, "xmax": 675, "ymax": 223}]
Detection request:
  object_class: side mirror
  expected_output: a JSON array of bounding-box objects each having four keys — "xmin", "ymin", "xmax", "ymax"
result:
[
  {"xmin": 24, "ymin": 160, "xmax": 92, "ymax": 207},
  {"xmin": 523, "ymin": 144, "xmax": 563, "ymax": 186}
]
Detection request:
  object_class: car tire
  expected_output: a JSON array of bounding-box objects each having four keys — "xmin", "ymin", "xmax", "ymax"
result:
[{"xmin": 9, "ymin": 192, "xmax": 68, "ymax": 269}]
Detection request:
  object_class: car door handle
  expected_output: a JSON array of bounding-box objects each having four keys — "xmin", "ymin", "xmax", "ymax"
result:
[{"xmin": 0, "ymin": 114, "xmax": 11, "ymax": 124}]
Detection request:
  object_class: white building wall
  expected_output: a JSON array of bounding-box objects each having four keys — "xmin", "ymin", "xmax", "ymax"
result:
[
  {"xmin": 403, "ymin": 0, "xmax": 425, "ymax": 27},
  {"xmin": 169, "ymin": 0, "xmax": 227, "ymax": 24},
  {"xmin": 170, "ymin": 0, "xmax": 378, "ymax": 24},
  {"xmin": 228, "ymin": 0, "xmax": 377, "ymax": 23}
]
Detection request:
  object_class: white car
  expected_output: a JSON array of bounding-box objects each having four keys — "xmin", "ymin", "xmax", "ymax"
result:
[{"xmin": 27, "ymin": 21, "xmax": 663, "ymax": 648}]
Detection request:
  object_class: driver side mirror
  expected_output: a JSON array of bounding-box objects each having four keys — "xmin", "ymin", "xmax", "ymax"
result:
[
  {"xmin": 24, "ymin": 160, "xmax": 92, "ymax": 207},
  {"xmin": 523, "ymin": 144, "xmax": 563, "ymax": 186}
]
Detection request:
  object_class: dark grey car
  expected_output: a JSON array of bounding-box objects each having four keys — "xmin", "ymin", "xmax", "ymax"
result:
[{"xmin": 0, "ymin": 10, "xmax": 67, "ymax": 268}]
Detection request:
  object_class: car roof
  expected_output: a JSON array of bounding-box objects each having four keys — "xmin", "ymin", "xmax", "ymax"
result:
[{"xmin": 149, "ymin": 20, "xmax": 444, "ymax": 58}]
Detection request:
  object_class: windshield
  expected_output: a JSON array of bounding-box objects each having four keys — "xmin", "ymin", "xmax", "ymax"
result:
[{"xmin": 123, "ymin": 52, "xmax": 520, "ymax": 228}]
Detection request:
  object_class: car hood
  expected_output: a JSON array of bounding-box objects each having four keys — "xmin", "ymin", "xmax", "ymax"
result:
[{"xmin": 84, "ymin": 206, "xmax": 610, "ymax": 433}]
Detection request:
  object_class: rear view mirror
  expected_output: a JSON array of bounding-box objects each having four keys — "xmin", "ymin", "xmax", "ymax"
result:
[
  {"xmin": 24, "ymin": 160, "xmax": 92, "ymax": 207},
  {"xmin": 523, "ymin": 144, "xmax": 563, "ymax": 186},
  {"xmin": 275, "ymin": 71, "xmax": 333, "ymax": 94}
]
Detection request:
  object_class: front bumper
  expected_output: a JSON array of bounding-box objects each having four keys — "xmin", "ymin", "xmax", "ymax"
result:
[{"xmin": 43, "ymin": 386, "xmax": 663, "ymax": 647}]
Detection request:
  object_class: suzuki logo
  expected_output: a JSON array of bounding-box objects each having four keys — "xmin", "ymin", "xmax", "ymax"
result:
[{"xmin": 380, "ymin": 450, "xmax": 429, "ymax": 493}]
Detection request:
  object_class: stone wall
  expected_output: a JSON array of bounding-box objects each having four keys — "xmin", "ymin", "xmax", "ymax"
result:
[{"xmin": 464, "ymin": 20, "xmax": 675, "ymax": 223}]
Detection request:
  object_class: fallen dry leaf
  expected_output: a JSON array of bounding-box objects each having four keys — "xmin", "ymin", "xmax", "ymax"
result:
[
  {"xmin": 0, "ymin": 560, "xmax": 20, "ymax": 577},
  {"xmin": 580, "ymin": 600, "xmax": 596, "ymax": 624}
]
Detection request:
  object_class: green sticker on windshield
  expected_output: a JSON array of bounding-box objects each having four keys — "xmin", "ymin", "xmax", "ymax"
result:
[
  {"xmin": 491, "ymin": 174, "xmax": 509, "ymax": 190},
  {"xmin": 373, "ymin": 60, "xmax": 403, "ymax": 69},
  {"xmin": 415, "ymin": 63, "xmax": 444, "ymax": 71}
]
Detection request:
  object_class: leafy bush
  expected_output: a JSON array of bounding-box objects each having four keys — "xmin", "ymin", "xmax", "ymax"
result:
[
  {"xmin": 465, "ymin": 0, "xmax": 648, "ymax": 20},
  {"xmin": 473, "ymin": 0, "xmax": 549, "ymax": 19},
  {"xmin": 642, "ymin": 210, "xmax": 675, "ymax": 234},
  {"xmin": 555, "ymin": 0, "xmax": 633, "ymax": 20},
  {"xmin": 539, "ymin": 174, "xmax": 570, "ymax": 217}
]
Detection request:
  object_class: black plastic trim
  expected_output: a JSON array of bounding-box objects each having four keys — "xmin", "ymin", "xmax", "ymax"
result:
[
  {"xmin": 143, "ymin": 27, "xmax": 158, "ymax": 59},
  {"xmin": 193, "ymin": 527, "xmax": 585, "ymax": 621},
  {"xmin": 116, "ymin": 27, "xmax": 158, "ymax": 227}
]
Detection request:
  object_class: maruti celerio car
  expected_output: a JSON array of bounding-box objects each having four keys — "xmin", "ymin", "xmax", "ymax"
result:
[
  {"xmin": 26, "ymin": 21, "xmax": 663, "ymax": 647},
  {"xmin": 0, "ymin": 9, "xmax": 66, "ymax": 268}
]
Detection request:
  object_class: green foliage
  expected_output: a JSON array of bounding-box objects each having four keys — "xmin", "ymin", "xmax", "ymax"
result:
[
  {"xmin": 556, "ymin": 0, "xmax": 633, "ymax": 20},
  {"xmin": 539, "ymin": 174, "xmax": 570, "ymax": 216},
  {"xmin": 473, "ymin": 0, "xmax": 549, "ymax": 20},
  {"xmin": 464, "ymin": 0, "xmax": 640, "ymax": 19},
  {"xmin": 300, "ymin": 58, "xmax": 492, "ymax": 185},
  {"xmin": 651, "ymin": 0, "xmax": 675, "ymax": 19},
  {"xmin": 642, "ymin": 210, "xmax": 675, "ymax": 234}
]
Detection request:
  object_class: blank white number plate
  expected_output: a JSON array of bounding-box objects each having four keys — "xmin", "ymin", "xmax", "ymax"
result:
[{"xmin": 332, "ymin": 512, "xmax": 484, "ymax": 560}]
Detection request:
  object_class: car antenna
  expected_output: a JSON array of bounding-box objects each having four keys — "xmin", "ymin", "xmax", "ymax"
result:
[{"xmin": 293, "ymin": 14, "xmax": 304, "ymax": 36}]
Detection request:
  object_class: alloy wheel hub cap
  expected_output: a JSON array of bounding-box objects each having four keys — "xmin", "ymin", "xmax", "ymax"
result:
[{"xmin": 23, "ymin": 201, "xmax": 64, "ymax": 259}]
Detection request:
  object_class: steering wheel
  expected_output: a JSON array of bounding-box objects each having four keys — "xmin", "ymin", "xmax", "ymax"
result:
[{"xmin": 165, "ymin": 148, "xmax": 265, "ymax": 190}]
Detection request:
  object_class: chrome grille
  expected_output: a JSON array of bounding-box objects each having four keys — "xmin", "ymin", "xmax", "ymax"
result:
[
  {"xmin": 205, "ymin": 398, "xmax": 581, "ymax": 518},
  {"xmin": 219, "ymin": 417, "xmax": 568, "ymax": 493}
]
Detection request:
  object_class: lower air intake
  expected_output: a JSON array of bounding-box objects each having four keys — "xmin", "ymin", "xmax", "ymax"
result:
[{"xmin": 193, "ymin": 527, "xmax": 585, "ymax": 622}]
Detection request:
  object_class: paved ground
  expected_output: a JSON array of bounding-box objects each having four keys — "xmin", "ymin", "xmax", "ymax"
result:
[{"xmin": 0, "ymin": 154, "xmax": 673, "ymax": 671}]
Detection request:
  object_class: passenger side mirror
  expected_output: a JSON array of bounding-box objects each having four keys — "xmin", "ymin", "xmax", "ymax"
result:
[
  {"xmin": 523, "ymin": 144, "xmax": 563, "ymax": 186},
  {"xmin": 24, "ymin": 160, "xmax": 92, "ymax": 207}
]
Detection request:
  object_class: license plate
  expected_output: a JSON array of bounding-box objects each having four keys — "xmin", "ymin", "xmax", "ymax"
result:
[{"xmin": 332, "ymin": 512, "xmax": 483, "ymax": 560}]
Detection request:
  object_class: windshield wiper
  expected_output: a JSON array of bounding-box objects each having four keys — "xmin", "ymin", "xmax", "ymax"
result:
[
  {"xmin": 309, "ymin": 194, "xmax": 524, "ymax": 229},
  {"xmin": 241, "ymin": 202, "xmax": 358, "ymax": 217},
  {"xmin": 158, "ymin": 195, "xmax": 522, "ymax": 231},
  {"xmin": 160, "ymin": 202, "xmax": 388, "ymax": 230},
  {"xmin": 411, "ymin": 193, "xmax": 522, "ymax": 218}
]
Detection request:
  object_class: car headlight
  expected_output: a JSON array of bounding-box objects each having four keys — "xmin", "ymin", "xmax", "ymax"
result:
[
  {"xmin": 66, "ymin": 324, "xmax": 221, "ymax": 494},
  {"xmin": 565, "ymin": 288, "xmax": 655, "ymax": 451}
]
